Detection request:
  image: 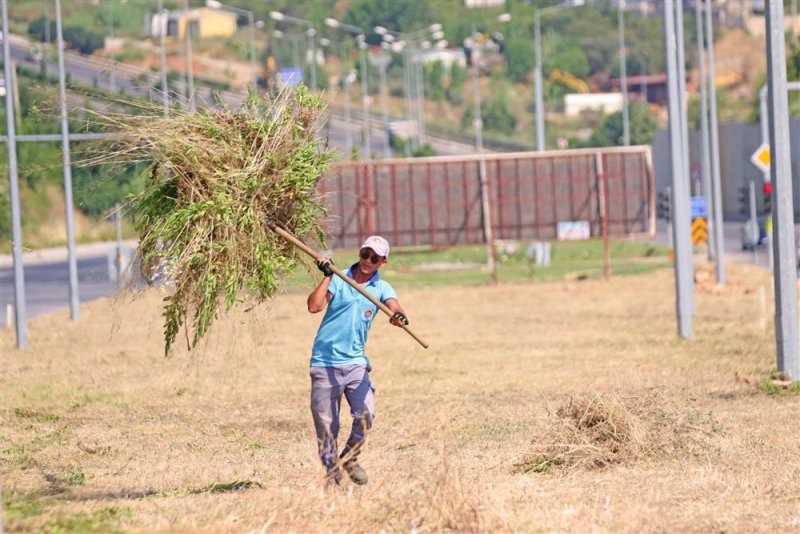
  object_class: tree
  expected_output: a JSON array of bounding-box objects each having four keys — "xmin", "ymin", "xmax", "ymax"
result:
[
  {"xmin": 504, "ymin": 33, "xmax": 534, "ymax": 83},
  {"xmin": 448, "ymin": 62, "xmax": 468, "ymax": 105},
  {"xmin": 425, "ymin": 60, "xmax": 446, "ymax": 101},
  {"xmin": 587, "ymin": 103, "xmax": 656, "ymax": 147},
  {"xmin": 461, "ymin": 80, "xmax": 517, "ymax": 135}
]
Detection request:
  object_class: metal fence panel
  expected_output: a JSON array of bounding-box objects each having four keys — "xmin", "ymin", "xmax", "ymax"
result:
[{"xmin": 320, "ymin": 147, "xmax": 654, "ymax": 249}]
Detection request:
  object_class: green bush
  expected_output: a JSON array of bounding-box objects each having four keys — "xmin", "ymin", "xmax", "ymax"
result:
[{"xmin": 28, "ymin": 17, "xmax": 105, "ymax": 56}]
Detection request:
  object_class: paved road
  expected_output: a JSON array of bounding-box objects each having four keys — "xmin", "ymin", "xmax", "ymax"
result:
[{"xmin": 0, "ymin": 253, "xmax": 115, "ymax": 326}]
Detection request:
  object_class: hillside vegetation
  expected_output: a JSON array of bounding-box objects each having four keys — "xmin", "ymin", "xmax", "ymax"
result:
[{"xmin": 2, "ymin": 0, "xmax": 799, "ymax": 249}]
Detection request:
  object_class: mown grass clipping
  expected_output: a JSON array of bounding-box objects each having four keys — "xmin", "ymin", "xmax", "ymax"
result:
[
  {"xmin": 86, "ymin": 87, "xmax": 333, "ymax": 355},
  {"xmin": 514, "ymin": 390, "xmax": 722, "ymax": 474}
]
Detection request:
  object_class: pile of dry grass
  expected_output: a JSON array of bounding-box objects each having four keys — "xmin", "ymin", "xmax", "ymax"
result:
[
  {"xmin": 84, "ymin": 87, "xmax": 333, "ymax": 355},
  {"xmin": 515, "ymin": 390, "xmax": 721, "ymax": 473}
]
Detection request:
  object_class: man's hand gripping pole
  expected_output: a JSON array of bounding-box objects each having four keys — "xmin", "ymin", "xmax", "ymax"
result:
[{"xmin": 267, "ymin": 223, "xmax": 429, "ymax": 349}]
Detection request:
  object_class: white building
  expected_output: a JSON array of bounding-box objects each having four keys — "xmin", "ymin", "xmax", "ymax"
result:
[
  {"xmin": 464, "ymin": 0, "xmax": 505, "ymax": 7},
  {"xmin": 564, "ymin": 93, "xmax": 624, "ymax": 117}
]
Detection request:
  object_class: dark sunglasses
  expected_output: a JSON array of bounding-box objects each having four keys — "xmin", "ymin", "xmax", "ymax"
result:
[{"xmin": 359, "ymin": 249, "xmax": 384, "ymax": 264}]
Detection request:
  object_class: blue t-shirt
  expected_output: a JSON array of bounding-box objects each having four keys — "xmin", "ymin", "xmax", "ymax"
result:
[{"xmin": 310, "ymin": 264, "xmax": 397, "ymax": 368}]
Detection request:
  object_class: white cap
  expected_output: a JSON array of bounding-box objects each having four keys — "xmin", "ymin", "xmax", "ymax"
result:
[{"xmin": 361, "ymin": 235, "xmax": 390, "ymax": 258}]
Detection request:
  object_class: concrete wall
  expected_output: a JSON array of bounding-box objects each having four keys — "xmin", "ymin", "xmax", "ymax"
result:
[{"xmin": 652, "ymin": 119, "xmax": 800, "ymax": 221}]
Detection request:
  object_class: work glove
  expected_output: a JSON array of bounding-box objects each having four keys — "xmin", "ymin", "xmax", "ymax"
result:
[
  {"xmin": 390, "ymin": 311, "xmax": 409, "ymax": 326},
  {"xmin": 316, "ymin": 258, "xmax": 334, "ymax": 277}
]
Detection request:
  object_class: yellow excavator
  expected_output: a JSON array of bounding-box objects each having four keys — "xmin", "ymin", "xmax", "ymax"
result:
[{"xmin": 548, "ymin": 68, "xmax": 590, "ymax": 93}]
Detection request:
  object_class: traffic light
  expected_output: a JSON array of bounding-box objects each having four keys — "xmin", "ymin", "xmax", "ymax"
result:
[
  {"xmin": 738, "ymin": 185, "xmax": 749, "ymax": 216},
  {"xmin": 763, "ymin": 182, "xmax": 772, "ymax": 214},
  {"xmin": 657, "ymin": 187, "xmax": 672, "ymax": 222}
]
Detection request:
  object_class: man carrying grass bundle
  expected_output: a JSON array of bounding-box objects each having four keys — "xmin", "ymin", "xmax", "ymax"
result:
[{"xmin": 306, "ymin": 236, "xmax": 409, "ymax": 487}]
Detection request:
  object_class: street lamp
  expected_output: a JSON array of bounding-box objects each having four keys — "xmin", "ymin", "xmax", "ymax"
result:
[
  {"xmin": 206, "ymin": 0, "xmax": 257, "ymax": 93},
  {"xmin": 320, "ymin": 37, "xmax": 355, "ymax": 156},
  {"xmin": 618, "ymin": 1, "xmax": 629, "ymax": 146},
  {"xmin": 273, "ymin": 30, "xmax": 303, "ymax": 71},
  {"xmin": 374, "ymin": 23, "xmax": 444, "ymax": 150},
  {"xmin": 469, "ymin": 12, "xmax": 511, "ymax": 284},
  {"xmin": 375, "ymin": 42, "xmax": 393, "ymax": 158},
  {"xmin": 534, "ymin": 0, "xmax": 585, "ymax": 151},
  {"xmin": 325, "ymin": 17, "xmax": 370, "ymax": 159},
  {"xmin": 270, "ymin": 11, "xmax": 317, "ymax": 91},
  {"xmin": 157, "ymin": 0, "xmax": 168, "ymax": 116}
]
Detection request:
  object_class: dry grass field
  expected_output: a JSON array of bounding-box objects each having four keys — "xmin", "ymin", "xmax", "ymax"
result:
[{"xmin": 1, "ymin": 260, "xmax": 798, "ymax": 533}]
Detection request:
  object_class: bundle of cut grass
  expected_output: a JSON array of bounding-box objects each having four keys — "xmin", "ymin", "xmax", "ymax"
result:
[
  {"xmin": 514, "ymin": 390, "xmax": 721, "ymax": 473},
  {"xmin": 85, "ymin": 87, "xmax": 333, "ymax": 355}
]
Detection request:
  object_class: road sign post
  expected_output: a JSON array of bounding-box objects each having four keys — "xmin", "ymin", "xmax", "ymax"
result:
[{"xmin": 765, "ymin": 0, "xmax": 799, "ymax": 380}]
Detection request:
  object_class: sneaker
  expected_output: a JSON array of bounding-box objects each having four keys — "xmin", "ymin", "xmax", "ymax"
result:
[{"xmin": 344, "ymin": 461, "xmax": 368, "ymax": 485}]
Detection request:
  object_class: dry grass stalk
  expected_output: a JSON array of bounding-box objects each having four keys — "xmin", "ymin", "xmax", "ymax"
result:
[
  {"xmin": 516, "ymin": 389, "xmax": 721, "ymax": 473},
  {"xmin": 82, "ymin": 87, "xmax": 333, "ymax": 355}
]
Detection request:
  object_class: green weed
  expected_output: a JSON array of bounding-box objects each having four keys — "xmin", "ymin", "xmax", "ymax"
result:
[
  {"xmin": 41, "ymin": 507, "xmax": 128, "ymax": 534},
  {"xmin": 3, "ymin": 494, "xmax": 45, "ymax": 520},
  {"xmin": 192, "ymin": 480, "xmax": 261, "ymax": 494},
  {"xmin": 14, "ymin": 407, "xmax": 60, "ymax": 422},
  {"xmin": 63, "ymin": 465, "xmax": 86, "ymax": 486},
  {"xmin": 512, "ymin": 455, "xmax": 565, "ymax": 474},
  {"xmin": 3, "ymin": 444, "xmax": 37, "ymax": 469}
]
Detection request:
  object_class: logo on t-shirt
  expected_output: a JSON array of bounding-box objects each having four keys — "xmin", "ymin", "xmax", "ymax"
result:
[{"xmin": 364, "ymin": 310, "xmax": 373, "ymax": 318}]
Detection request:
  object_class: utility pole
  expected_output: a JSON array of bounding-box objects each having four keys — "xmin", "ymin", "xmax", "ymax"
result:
[
  {"xmin": 705, "ymin": 0, "xmax": 726, "ymax": 285},
  {"xmin": 618, "ymin": 1, "xmax": 629, "ymax": 146},
  {"xmin": 185, "ymin": 0, "xmax": 196, "ymax": 111},
  {"xmin": 2, "ymin": 0, "xmax": 29, "ymax": 349},
  {"xmin": 533, "ymin": 11, "xmax": 545, "ymax": 151},
  {"xmin": 696, "ymin": 0, "xmax": 715, "ymax": 262},
  {"xmin": 470, "ymin": 25, "xmax": 498, "ymax": 285},
  {"xmin": 664, "ymin": 0, "xmax": 694, "ymax": 339},
  {"xmin": 157, "ymin": 0, "xmax": 169, "ymax": 116},
  {"xmin": 55, "ymin": 0, "xmax": 80, "ymax": 321},
  {"xmin": 674, "ymin": 0, "xmax": 694, "ymax": 314},
  {"xmin": 765, "ymin": 0, "xmax": 799, "ymax": 380}
]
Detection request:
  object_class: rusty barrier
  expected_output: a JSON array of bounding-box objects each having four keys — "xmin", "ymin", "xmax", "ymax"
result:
[{"xmin": 318, "ymin": 146, "xmax": 655, "ymax": 249}]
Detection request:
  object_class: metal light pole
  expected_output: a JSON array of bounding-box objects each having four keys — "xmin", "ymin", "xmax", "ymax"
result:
[
  {"xmin": 55, "ymin": 0, "xmax": 80, "ymax": 321},
  {"xmin": 157, "ymin": 0, "xmax": 169, "ymax": 116},
  {"xmin": 471, "ymin": 32, "xmax": 497, "ymax": 285},
  {"xmin": 534, "ymin": 4, "xmax": 579, "ymax": 152},
  {"xmin": 415, "ymin": 41, "xmax": 427, "ymax": 145},
  {"xmin": 618, "ymin": 1, "xmax": 629, "ymax": 146},
  {"xmin": 326, "ymin": 18, "xmax": 370, "ymax": 160},
  {"xmin": 533, "ymin": 10, "xmax": 545, "ymax": 152},
  {"xmin": 376, "ymin": 25, "xmax": 443, "ymax": 153},
  {"xmin": 108, "ymin": 0, "xmax": 115, "ymax": 92},
  {"xmin": 376, "ymin": 45, "xmax": 392, "ymax": 159},
  {"xmin": 270, "ymin": 12, "xmax": 317, "ymax": 92},
  {"xmin": 675, "ymin": 0, "xmax": 695, "ymax": 316},
  {"xmin": 695, "ymin": 0, "xmax": 715, "ymax": 262},
  {"xmin": 321, "ymin": 37, "xmax": 354, "ymax": 155},
  {"xmin": 185, "ymin": 0, "xmax": 196, "ymax": 110},
  {"xmin": 705, "ymin": 0, "xmax": 726, "ymax": 285},
  {"xmin": 664, "ymin": 0, "xmax": 693, "ymax": 339},
  {"xmin": 765, "ymin": 0, "xmax": 799, "ymax": 380},
  {"xmin": 207, "ymin": 0, "xmax": 257, "ymax": 93},
  {"xmin": 2, "ymin": 0, "xmax": 28, "ymax": 348}
]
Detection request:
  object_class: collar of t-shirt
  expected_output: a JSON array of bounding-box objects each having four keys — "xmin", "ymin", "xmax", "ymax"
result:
[{"xmin": 347, "ymin": 263, "xmax": 380, "ymax": 285}]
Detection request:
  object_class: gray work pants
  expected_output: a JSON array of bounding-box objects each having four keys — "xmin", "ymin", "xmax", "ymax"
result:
[{"xmin": 310, "ymin": 365, "xmax": 375, "ymax": 472}]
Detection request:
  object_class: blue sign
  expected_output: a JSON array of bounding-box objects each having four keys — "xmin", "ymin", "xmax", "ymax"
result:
[
  {"xmin": 690, "ymin": 196, "xmax": 707, "ymax": 218},
  {"xmin": 279, "ymin": 68, "xmax": 304, "ymax": 87}
]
